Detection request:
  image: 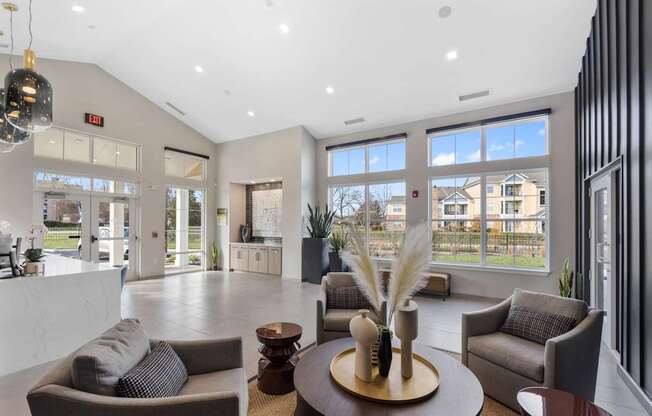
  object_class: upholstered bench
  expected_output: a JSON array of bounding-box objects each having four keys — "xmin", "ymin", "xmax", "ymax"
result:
[{"xmin": 420, "ymin": 272, "xmax": 451, "ymax": 299}]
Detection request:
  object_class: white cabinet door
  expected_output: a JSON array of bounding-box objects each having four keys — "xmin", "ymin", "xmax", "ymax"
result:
[
  {"xmin": 248, "ymin": 248, "xmax": 258, "ymax": 272},
  {"xmin": 257, "ymin": 248, "xmax": 268, "ymax": 274},
  {"xmin": 268, "ymin": 248, "xmax": 282, "ymax": 275},
  {"xmin": 233, "ymin": 245, "xmax": 249, "ymax": 271}
]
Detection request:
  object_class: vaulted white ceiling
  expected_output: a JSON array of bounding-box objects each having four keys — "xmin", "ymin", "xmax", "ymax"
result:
[{"xmin": 0, "ymin": 0, "xmax": 596, "ymax": 142}]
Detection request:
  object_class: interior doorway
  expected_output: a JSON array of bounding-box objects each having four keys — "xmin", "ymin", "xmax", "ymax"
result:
[{"xmin": 589, "ymin": 170, "xmax": 619, "ymax": 358}]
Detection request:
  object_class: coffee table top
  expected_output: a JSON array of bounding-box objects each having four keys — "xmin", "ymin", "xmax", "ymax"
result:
[
  {"xmin": 256, "ymin": 322, "xmax": 303, "ymax": 342},
  {"xmin": 294, "ymin": 337, "xmax": 483, "ymax": 416},
  {"xmin": 517, "ymin": 387, "xmax": 611, "ymax": 416}
]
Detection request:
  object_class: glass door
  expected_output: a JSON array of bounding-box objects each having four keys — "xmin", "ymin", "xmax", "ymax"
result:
[
  {"xmin": 91, "ymin": 196, "xmax": 137, "ymax": 279},
  {"xmin": 40, "ymin": 193, "xmax": 91, "ymax": 260},
  {"xmin": 590, "ymin": 173, "xmax": 616, "ymax": 354},
  {"xmin": 165, "ymin": 187, "xmax": 205, "ymax": 273}
]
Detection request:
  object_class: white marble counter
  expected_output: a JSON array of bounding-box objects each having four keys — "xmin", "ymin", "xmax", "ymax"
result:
[
  {"xmin": 0, "ymin": 255, "xmax": 122, "ymax": 376},
  {"xmin": 230, "ymin": 242, "xmax": 282, "ymax": 248}
]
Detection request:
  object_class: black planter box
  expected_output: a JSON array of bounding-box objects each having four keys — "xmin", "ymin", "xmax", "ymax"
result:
[
  {"xmin": 329, "ymin": 252, "xmax": 350, "ymax": 273},
  {"xmin": 302, "ymin": 238, "xmax": 330, "ymax": 284}
]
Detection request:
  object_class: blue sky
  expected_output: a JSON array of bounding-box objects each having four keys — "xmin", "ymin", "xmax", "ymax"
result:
[
  {"xmin": 331, "ymin": 142, "xmax": 406, "ymax": 176},
  {"xmin": 431, "ymin": 120, "xmax": 546, "ymax": 165}
]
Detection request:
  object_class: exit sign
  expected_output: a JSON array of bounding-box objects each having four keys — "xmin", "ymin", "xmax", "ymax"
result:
[{"xmin": 84, "ymin": 113, "xmax": 104, "ymax": 127}]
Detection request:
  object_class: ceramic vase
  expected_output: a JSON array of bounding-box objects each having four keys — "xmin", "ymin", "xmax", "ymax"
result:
[
  {"xmin": 395, "ymin": 297, "xmax": 418, "ymax": 378},
  {"xmin": 349, "ymin": 309, "xmax": 378, "ymax": 382},
  {"xmin": 378, "ymin": 327, "xmax": 393, "ymax": 377}
]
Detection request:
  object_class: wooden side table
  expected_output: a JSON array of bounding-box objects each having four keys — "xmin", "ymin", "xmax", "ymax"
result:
[
  {"xmin": 517, "ymin": 387, "xmax": 611, "ymax": 416},
  {"xmin": 256, "ymin": 322, "xmax": 302, "ymax": 395}
]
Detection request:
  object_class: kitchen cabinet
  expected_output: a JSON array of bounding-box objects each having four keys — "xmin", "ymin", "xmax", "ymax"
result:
[{"xmin": 230, "ymin": 243, "xmax": 281, "ymax": 276}]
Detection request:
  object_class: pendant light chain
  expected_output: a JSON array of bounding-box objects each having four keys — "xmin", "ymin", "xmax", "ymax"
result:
[
  {"xmin": 8, "ymin": 8, "xmax": 13, "ymax": 70},
  {"xmin": 27, "ymin": 0, "xmax": 32, "ymax": 49}
]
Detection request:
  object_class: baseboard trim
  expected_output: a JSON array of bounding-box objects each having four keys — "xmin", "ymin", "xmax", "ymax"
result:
[{"xmin": 617, "ymin": 363, "xmax": 652, "ymax": 415}]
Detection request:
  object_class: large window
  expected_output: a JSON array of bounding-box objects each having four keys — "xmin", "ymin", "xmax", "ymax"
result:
[
  {"xmin": 165, "ymin": 150, "xmax": 206, "ymax": 181},
  {"xmin": 165, "ymin": 187, "xmax": 205, "ymax": 270},
  {"xmin": 430, "ymin": 169, "xmax": 547, "ymax": 270},
  {"xmin": 34, "ymin": 128, "xmax": 139, "ymax": 171},
  {"xmin": 330, "ymin": 182, "xmax": 406, "ymax": 258},
  {"xmin": 329, "ymin": 139, "xmax": 406, "ymax": 176},
  {"xmin": 429, "ymin": 117, "xmax": 547, "ymax": 166}
]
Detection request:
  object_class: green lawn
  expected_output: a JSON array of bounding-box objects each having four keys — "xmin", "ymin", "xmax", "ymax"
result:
[
  {"xmin": 433, "ymin": 252, "xmax": 545, "ymax": 269},
  {"xmin": 44, "ymin": 230, "xmax": 80, "ymax": 250}
]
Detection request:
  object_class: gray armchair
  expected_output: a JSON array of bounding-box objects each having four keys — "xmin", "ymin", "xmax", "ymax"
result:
[
  {"xmin": 27, "ymin": 337, "xmax": 248, "ymax": 416},
  {"xmin": 316, "ymin": 272, "xmax": 387, "ymax": 344},
  {"xmin": 462, "ymin": 289, "xmax": 604, "ymax": 411}
]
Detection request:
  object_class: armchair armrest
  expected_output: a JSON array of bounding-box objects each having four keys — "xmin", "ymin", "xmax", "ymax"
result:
[
  {"xmin": 27, "ymin": 385, "xmax": 240, "ymax": 416},
  {"xmin": 544, "ymin": 309, "xmax": 604, "ymax": 401},
  {"xmin": 316, "ymin": 278, "xmax": 327, "ymax": 344},
  {"xmin": 155, "ymin": 337, "xmax": 243, "ymax": 376},
  {"xmin": 379, "ymin": 300, "xmax": 387, "ymax": 326},
  {"xmin": 461, "ymin": 296, "xmax": 512, "ymax": 365}
]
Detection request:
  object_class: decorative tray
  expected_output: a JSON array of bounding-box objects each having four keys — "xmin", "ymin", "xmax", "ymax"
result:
[{"xmin": 329, "ymin": 347, "xmax": 440, "ymax": 404}]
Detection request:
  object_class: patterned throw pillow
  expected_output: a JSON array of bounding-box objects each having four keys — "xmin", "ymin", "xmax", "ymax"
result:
[
  {"xmin": 501, "ymin": 306, "xmax": 577, "ymax": 345},
  {"xmin": 116, "ymin": 341, "xmax": 188, "ymax": 398},
  {"xmin": 327, "ymin": 286, "xmax": 371, "ymax": 309}
]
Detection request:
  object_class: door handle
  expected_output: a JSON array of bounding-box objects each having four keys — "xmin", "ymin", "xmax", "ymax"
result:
[{"xmin": 91, "ymin": 235, "xmax": 98, "ymax": 243}]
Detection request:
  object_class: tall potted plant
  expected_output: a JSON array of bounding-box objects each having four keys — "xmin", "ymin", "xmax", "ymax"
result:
[
  {"xmin": 328, "ymin": 229, "xmax": 349, "ymax": 272},
  {"xmin": 301, "ymin": 203, "xmax": 334, "ymax": 284},
  {"xmin": 211, "ymin": 242, "xmax": 222, "ymax": 271},
  {"xmin": 559, "ymin": 257, "xmax": 574, "ymax": 298}
]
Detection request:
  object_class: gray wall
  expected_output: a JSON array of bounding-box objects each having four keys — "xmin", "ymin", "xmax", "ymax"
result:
[
  {"xmin": 316, "ymin": 92, "xmax": 576, "ymax": 298},
  {"xmin": 0, "ymin": 55, "xmax": 217, "ymax": 279},
  {"xmin": 215, "ymin": 126, "xmax": 317, "ymax": 279}
]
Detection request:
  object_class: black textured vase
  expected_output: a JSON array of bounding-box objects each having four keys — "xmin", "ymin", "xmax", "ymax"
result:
[{"xmin": 378, "ymin": 327, "xmax": 393, "ymax": 377}]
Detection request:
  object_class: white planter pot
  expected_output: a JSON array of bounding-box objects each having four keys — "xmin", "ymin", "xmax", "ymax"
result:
[{"xmin": 349, "ymin": 309, "xmax": 378, "ymax": 382}]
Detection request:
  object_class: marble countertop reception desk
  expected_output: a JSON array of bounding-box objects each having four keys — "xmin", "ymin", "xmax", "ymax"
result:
[{"xmin": 0, "ymin": 255, "xmax": 121, "ymax": 376}]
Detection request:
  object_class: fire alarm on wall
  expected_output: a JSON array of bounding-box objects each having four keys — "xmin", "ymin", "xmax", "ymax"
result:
[{"xmin": 412, "ymin": 190, "xmax": 419, "ymax": 198}]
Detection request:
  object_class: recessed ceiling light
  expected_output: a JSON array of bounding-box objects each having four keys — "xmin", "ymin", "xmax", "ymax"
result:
[
  {"xmin": 71, "ymin": 5, "xmax": 85, "ymax": 13},
  {"xmin": 438, "ymin": 5, "xmax": 452, "ymax": 18},
  {"xmin": 247, "ymin": 111, "xmax": 255, "ymax": 117},
  {"xmin": 325, "ymin": 86, "xmax": 335, "ymax": 95},
  {"xmin": 446, "ymin": 49, "xmax": 458, "ymax": 61},
  {"xmin": 194, "ymin": 65, "xmax": 204, "ymax": 73},
  {"xmin": 49, "ymin": 140, "xmax": 55, "ymax": 144},
  {"xmin": 279, "ymin": 24, "xmax": 290, "ymax": 34}
]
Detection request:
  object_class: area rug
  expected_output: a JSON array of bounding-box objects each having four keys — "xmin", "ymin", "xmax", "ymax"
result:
[{"xmin": 248, "ymin": 349, "xmax": 518, "ymax": 416}]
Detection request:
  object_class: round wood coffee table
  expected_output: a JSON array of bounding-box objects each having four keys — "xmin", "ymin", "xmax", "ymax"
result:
[
  {"xmin": 256, "ymin": 322, "xmax": 302, "ymax": 395},
  {"xmin": 294, "ymin": 338, "xmax": 484, "ymax": 415},
  {"xmin": 517, "ymin": 387, "xmax": 611, "ymax": 416}
]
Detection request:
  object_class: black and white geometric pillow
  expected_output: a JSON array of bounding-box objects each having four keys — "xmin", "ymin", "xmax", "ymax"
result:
[
  {"xmin": 327, "ymin": 286, "xmax": 372, "ymax": 310},
  {"xmin": 116, "ymin": 341, "xmax": 188, "ymax": 398},
  {"xmin": 501, "ymin": 306, "xmax": 577, "ymax": 345}
]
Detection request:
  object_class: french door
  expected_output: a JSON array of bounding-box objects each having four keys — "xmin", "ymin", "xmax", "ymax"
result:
[
  {"xmin": 589, "ymin": 173, "xmax": 618, "ymax": 356},
  {"xmin": 91, "ymin": 196, "xmax": 138, "ymax": 280},
  {"xmin": 39, "ymin": 192, "xmax": 138, "ymax": 280}
]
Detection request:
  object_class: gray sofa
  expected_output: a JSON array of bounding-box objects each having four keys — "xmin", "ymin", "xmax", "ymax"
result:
[
  {"xmin": 316, "ymin": 272, "xmax": 387, "ymax": 344},
  {"xmin": 462, "ymin": 288, "xmax": 604, "ymax": 411},
  {"xmin": 27, "ymin": 337, "xmax": 248, "ymax": 416}
]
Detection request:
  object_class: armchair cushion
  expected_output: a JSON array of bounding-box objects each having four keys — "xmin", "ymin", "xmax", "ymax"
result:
[
  {"xmin": 512, "ymin": 288, "xmax": 588, "ymax": 322},
  {"xmin": 323, "ymin": 308, "xmax": 381, "ymax": 331},
  {"xmin": 72, "ymin": 319, "xmax": 150, "ymax": 396},
  {"xmin": 501, "ymin": 306, "xmax": 577, "ymax": 345},
  {"xmin": 116, "ymin": 341, "xmax": 188, "ymax": 398},
  {"xmin": 179, "ymin": 368, "xmax": 248, "ymax": 416},
  {"xmin": 468, "ymin": 332, "xmax": 545, "ymax": 382},
  {"xmin": 326, "ymin": 286, "xmax": 371, "ymax": 309}
]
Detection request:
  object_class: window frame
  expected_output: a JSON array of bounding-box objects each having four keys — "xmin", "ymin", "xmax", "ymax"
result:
[
  {"xmin": 328, "ymin": 138, "xmax": 406, "ymax": 177},
  {"xmin": 329, "ymin": 179, "xmax": 407, "ymax": 260},
  {"xmin": 428, "ymin": 168, "xmax": 549, "ymax": 272},
  {"xmin": 428, "ymin": 115, "xmax": 549, "ymax": 168}
]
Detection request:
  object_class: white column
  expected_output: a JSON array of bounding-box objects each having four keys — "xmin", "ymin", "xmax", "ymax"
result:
[
  {"xmin": 109, "ymin": 202, "xmax": 124, "ymax": 267},
  {"xmin": 176, "ymin": 189, "xmax": 189, "ymax": 267}
]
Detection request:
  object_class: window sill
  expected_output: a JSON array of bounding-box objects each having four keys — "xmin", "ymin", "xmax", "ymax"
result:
[{"xmin": 372, "ymin": 257, "xmax": 550, "ymax": 277}]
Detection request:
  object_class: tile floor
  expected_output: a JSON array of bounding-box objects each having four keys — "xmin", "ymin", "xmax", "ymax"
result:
[{"xmin": 0, "ymin": 270, "xmax": 648, "ymax": 415}]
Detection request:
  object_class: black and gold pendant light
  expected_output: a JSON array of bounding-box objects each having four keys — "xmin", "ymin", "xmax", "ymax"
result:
[
  {"xmin": 3, "ymin": 0, "xmax": 52, "ymax": 137},
  {"xmin": 0, "ymin": 87, "xmax": 31, "ymax": 144}
]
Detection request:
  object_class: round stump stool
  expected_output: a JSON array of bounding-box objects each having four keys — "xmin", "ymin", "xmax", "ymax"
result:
[{"xmin": 256, "ymin": 322, "xmax": 302, "ymax": 395}]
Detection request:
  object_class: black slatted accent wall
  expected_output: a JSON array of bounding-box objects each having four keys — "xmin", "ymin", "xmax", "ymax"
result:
[{"xmin": 575, "ymin": 0, "xmax": 652, "ymax": 400}]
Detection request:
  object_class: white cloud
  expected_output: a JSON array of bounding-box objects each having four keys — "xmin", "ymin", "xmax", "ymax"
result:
[
  {"xmin": 466, "ymin": 150, "xmax": 481, "ymax": 162},
  {"xmin": 538, "ymin": 128, "xmax": 545, "ymax": 136},
  {"xmin": 488, "ymin": 143, "xmax": 505, "ymax": 152},
  {"xmin": 515, "ymin": 139, "xmax": 525, "ymax": 149},
  {"xmin": 432, "ymin": 152, "xmax": 455, "ymax": 166},
  {"xmin": 369, "ymin": 156, "xmax": 380, "ymax": 165}
]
